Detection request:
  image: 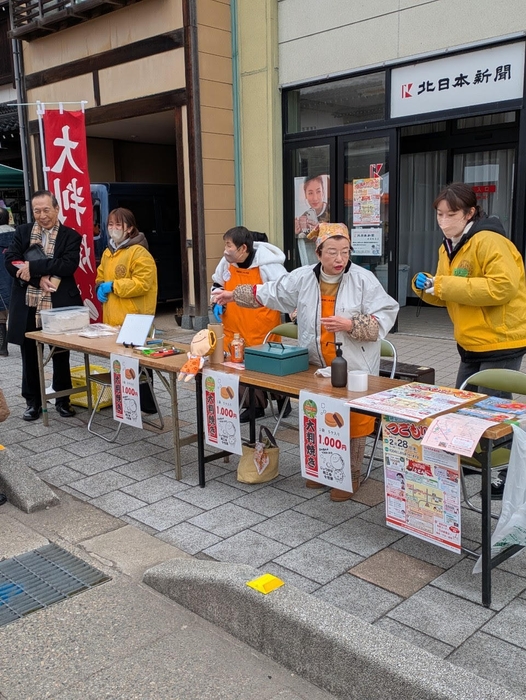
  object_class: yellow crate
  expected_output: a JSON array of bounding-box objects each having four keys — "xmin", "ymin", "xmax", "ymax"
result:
[{"xmin": 70, "ymin": 365, "xmax": 113, "ymax": 411}]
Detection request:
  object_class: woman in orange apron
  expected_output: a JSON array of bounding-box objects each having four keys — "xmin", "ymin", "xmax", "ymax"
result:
[{"xmin": 211, "ymin": 227, "xmax": 287, "ymax": 422}]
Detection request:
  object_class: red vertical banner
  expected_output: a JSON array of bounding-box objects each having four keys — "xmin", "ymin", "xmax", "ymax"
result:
[{"xmin": 42, "ymin": 109, "xmax": 100, "ymax": 320}]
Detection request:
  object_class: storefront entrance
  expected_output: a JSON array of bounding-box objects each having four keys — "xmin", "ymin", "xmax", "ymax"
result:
[
  {"xmin": 283, "ymin": 41, "xmax": 526, "ymax": 333},
  {"xmin": 285, "ymin": 133, "xmax": 392, "ymax": 276},
  {"xmin": 285, "ymin": 114, "xmax": 519, "ymax": 328}
]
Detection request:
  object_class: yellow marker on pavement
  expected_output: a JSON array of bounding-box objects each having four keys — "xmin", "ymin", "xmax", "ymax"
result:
[{"xmin": 246, "ymin": 574, "xmax": 284, "ymax": 594}]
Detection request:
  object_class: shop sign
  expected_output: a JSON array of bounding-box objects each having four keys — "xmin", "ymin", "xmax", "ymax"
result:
[
  {"xmin": 351, "ymin": 227, "xmax": 382, "ymax": 256},
  {"xmin": 391, "ymin": 42, "xmax": 525, "ymax": 118}
]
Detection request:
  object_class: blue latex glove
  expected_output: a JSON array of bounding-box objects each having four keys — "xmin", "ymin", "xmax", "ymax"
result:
[
  {"xmin": 415, "ymin": 273, "xmax": 432, "ymax": 290},
  {"xmin": 213, "ymin": 303, "xmax": 225, "ymax": 323},
  {"xmin": 97, "ymin": 281, "xmax": 113, "ymax": 303}
]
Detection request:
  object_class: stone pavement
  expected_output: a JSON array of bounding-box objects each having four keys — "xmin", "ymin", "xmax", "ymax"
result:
[{"xmin": 1, "ymin": 304, "xmax": 526, "ymax": 698}]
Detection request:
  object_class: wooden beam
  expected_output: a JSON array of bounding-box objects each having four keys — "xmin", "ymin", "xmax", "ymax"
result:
[
  {"xmin": 25, "ymin": 29, "xmax": 184, "ymax": 90},
  {"xmin": 182, "ymin": 0, "xmax": 207, "ymax": 325},
  {"xmin": 27, "ymin": 89, "xmax": 187, "ymax": 134},
  {"xmin": 174, "ymin": 106, "xmax": 190, "ymax": 317}
]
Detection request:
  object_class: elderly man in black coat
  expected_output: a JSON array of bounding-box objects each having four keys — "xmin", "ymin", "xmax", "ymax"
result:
[{"xmin": 4, "ymin": 190, "xmax": 82, "ymax": 421}]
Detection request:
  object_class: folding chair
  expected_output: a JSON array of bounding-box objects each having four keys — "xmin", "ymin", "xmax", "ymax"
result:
[
  {"xmin": 262, "ymin": 322, "xmax": 298, "ymax": 345},
  {"xmin": 459, "ymin": 368, "xmax": 526, "ymax": 514},
  {"xmin": 297, "ymin": 237, "xmax": 318, "ymax": 266},
  {"xmin": 260, "ymin": 322, "xmax": 299, "ymax": 435},
  {"xmin": 363, "ymin": 338, "xmax": 398, "ymax": 481},
  {"xmin": 87, "ymin": 367, "xmax": 164, "ymax": 443}
]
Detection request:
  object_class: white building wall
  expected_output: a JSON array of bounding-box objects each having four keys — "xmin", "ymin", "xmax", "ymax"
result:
[{"xmin": 278, "ymin": 0, "xmax": 526, "ymax": 85}]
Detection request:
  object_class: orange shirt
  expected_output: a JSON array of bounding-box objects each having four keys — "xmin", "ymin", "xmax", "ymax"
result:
[
  {"xmin": 223, "ymin": 264, "xmax": 281, "ymax": 349},
  {"xmin": 320, "ymin": 280, "xmax": 375, "ymax": 438}
]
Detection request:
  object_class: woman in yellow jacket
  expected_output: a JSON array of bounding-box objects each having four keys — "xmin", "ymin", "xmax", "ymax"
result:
[
  {"xmin": 96, "ymin": 207, "xmax": 158, "ymax": 412},
  {"xmin": 413, "ymin": 183, "xmax": 526, "ymax": 498},
  {"xmin": 412, "ymin": 182, "xmax": 526, "ymax": 393},
  {"xmin": 96, "ymin": 208, "xmax": 157, "ymax": 325}
]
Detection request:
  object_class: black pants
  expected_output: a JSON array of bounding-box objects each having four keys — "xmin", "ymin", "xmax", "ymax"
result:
[
  {"xmin": 20, "ymin": 308, "xmax": 72, "ymax": 408},
  {"xmin": 139, "ymin": 368, "xmax": 157, "ymax": 413}
]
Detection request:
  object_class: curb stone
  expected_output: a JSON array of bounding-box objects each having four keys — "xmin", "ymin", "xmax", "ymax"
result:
[
  {"xmin": 143, "ymin": 559, "xmax": 521, "ymax": 700},
  {"xmin": 0, "ymin": 451, "xmax": 60, "ymax": 513}
]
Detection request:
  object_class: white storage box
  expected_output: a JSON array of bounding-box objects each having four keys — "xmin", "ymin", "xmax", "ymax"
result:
[{"xmin": 40, "ymin": 306, "xmax": 90, "ymax": 334}]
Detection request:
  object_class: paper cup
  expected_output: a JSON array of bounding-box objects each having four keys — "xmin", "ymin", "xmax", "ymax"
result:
[{"xmin": 347, "ymin": 370, "xmax": 368, "ymax": 392}]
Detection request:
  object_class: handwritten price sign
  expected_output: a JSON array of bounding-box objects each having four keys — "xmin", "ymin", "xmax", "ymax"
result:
[{"xmin": 299, "ymin": 391, "xmax": 352, "ymax": 491}]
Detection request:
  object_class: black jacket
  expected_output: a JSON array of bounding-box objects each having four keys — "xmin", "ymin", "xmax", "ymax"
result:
[{"xmin": 5, "ymin": 222, "xmax": 82, "ymax": 344}]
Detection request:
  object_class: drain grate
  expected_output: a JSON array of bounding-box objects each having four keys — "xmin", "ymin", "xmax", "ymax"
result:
[{"xmin": 0, "ymin": 543, "xmax": 110, "ymax": 626}]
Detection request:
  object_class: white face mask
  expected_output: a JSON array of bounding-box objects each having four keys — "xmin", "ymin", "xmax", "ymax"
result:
[{"xmin": 108, "ymin": 227, "xmax": 127, "ymax": 245}]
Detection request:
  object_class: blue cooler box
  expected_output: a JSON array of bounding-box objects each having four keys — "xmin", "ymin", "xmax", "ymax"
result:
[{"xmin": 244, "ymin": 342, "xmax": 309, "ymax": 376}]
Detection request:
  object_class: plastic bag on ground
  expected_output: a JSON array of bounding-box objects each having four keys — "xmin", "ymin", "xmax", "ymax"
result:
[{"xmin": 473, "ymin": 424, "xmax": 526, "ymax": 573}]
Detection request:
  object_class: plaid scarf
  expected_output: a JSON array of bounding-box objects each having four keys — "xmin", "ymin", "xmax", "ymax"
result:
[{"xmin": 25, "ymin": 221, "xmax": 59, "ymax": 326}]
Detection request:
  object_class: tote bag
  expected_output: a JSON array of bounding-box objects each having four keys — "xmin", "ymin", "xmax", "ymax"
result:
[{"xmin": 237, "ymin": 425, "xmax": 279, "ymax": 484}]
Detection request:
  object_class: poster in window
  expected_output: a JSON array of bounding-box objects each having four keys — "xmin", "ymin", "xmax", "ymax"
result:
[
  {"xmin": 353, "ymin": 178, "xmax": 381, "ymax": 226},
  {"xmin": 294, "ymin": 174, "xmax": 330, "ymax": 237}
]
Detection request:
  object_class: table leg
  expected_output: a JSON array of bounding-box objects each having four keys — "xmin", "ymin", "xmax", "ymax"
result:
[
  {"xmin": 195, "ymin": 371, "xmax": 205, "ymax": 488},
  {"xmin": 36, "ymin": 340, "xmax": 49, "ymax": 427},
  {"xmin": 83, "ymin": 353, "xmax": 93, "ymax": 414},
  {"xmin": 249, "ymin": 386, "xmax": 256, "ymax": 444},
  {"xmin": 480, "ymin": 437, "xmax": 493, "ymax": 608},
  {"xmin": 169, "ymin": 372, "xmax": 182, "ymax": 481}
]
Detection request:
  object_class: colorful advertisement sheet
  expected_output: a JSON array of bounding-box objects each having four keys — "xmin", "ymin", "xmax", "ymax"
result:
[
  {"xmin": 347, "ymin": 383, "xmax": 485, "ymax": 422},
  {"xmin": 202, "ymin": 369, "xmax": 242, "ymax": 455},
  {"xmin": 299, "ymin": 391, "xmax": 352, "ymax": 491},
  {"xmin": 353, "ymin": 178, "xmax": 381, "ymax": 225},
  {"xmin": 383, "ymin": 417, "xmax": 461, "ymax": 553},
  {"xmin": 110, "ymin": 353, "xmax": 142, "ymax": 429}
]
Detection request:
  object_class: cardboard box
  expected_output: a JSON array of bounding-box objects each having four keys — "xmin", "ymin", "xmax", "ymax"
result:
[{"xmin": 244, "ymin": 342, "xmax": 309, "ymax": 376}]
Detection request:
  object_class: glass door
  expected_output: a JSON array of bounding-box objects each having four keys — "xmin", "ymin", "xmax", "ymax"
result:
[
  {"xmin": 452, "ymin": 148, "xmax": 515, "ymax": 236},
  {"xmin": 399, "ymin": 150, "xmax": 448, "ymax": 305},
  {"xmin": 342, "ymin": 136, "xmax": 393, "ymax": 298},
  {"xmin": 284, "ymin": 140, "xmax": 335, "ymax": 270},
  {"xmin": 399, "ymin": 114, "xmax": 518, "ymax": 320}
]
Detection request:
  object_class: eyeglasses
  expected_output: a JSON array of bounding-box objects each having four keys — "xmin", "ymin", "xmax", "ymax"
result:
[
  {"xmin": 33, "ymin": 208, "xmax": 53, "ymax": 216},
  {"xmin": 323, "ymin": 248, "xmax": 351, "ymax": 259}
]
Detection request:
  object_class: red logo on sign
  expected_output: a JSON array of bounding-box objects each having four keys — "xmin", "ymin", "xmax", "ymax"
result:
[
  {"xmin": 385, "ymin": 422, "xmax": 427, "ymax": 441},
  {"xmin": 472, "ymin": 185, "xmax": 496, "ymax": 194},
  {"xmin": 402, "ymin": 83, "xmax": 412, "ymax": 98}
]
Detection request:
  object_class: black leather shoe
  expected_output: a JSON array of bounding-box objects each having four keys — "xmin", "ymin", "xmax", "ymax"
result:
[
  {"xmin": 491, "ymin": 469, "xmax": 507, "ymax": 500},
  {"xmin": 239, "ymin": 407, "xmax": 265, "ymax": 424},
  {"xmin": 0, "ymin": 494, "xmax": 6, "ymax": 506},
  {"xmin": 56, "ymin": 403, "xmax": 76, "ymax": 418},
  {"xmin": 23, "ymin": 405, "xmax": 42, "ymax": 421}
]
